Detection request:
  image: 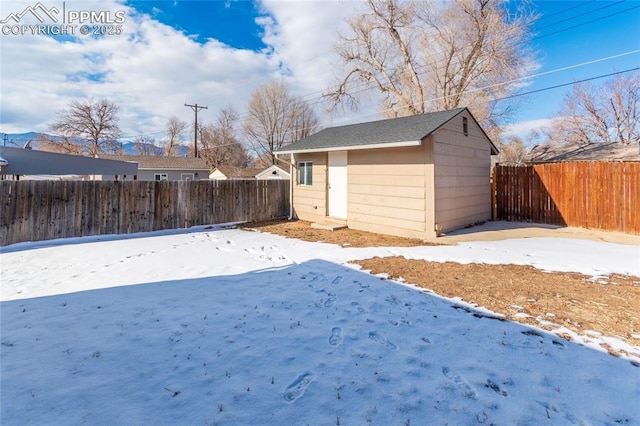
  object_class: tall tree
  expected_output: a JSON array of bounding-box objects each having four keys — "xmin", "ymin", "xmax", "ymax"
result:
[
  {"xmin": 547, "ymin": 71, "xmax": 640, "ymax": 145},
  {"xmin": 244, "ymin": 80, "xmax": 319, "ymax": 166},
  {"xmin": 162, "ymin": 117, "xmax": 188, "ymax": 156},
  {"xmin": 326, "ymin": 0, "xmax": 537, "ymax": 135},
  {"xmin": 49, "ymin": 98, "xmax": 122, "ymax": 155},
  {"xmin": 200, "ymin": 107, "xmax": 250, "ymax": 169}
]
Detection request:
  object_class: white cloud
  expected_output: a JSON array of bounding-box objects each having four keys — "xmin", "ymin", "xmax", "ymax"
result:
[
  {"xmin": 502, "ymin": 118, "xmax": 554, "ymax": 139},
  {"xmin": 0, "ymin": 0, "xmax": 382, "ymax": 138}
]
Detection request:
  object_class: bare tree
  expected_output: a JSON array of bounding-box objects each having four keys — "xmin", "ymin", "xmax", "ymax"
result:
[
  {"xmin": 49, "ymin": 98, "xmax": 122, "ymax": 155},
  {"xmin": 244, "ymin": 80, "xmax": 320, "ymax": 166},
  {"xmin": 132, "ymin": 135, "xmax": 163, "ymax": 156},
  {"xmin": 548, "ymin": 71, "xmax": 640, "ymax": 145},
  {"xmin": 497, "ymin": 134, "xmax": 532, "ymax": 165},
  {"xmin": 162, "ymin": 117, "xmax": 188, "ymax": 156},
  {"xmin": 200, "ymin": 107, "xmax": 250, "ymax": 169},
  {"xmin": 39, "ymin": 135, "xmax": 84, "ymax": 155},
  {"xmin": 326, "ymin": 0, "xmax": 537, "ymax": 135}
]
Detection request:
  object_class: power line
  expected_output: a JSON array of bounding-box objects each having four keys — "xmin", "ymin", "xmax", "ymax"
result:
[
  {"xmin": 535, "ymin": 0, "xmax": 597, "ymax": 21},
  {"xmin": 534, "ymin": 4, "xmax": 640, "ymax": 41},
  {"xmin": 492, "ymin": 67, "xmax": 640, "ymax": 102},
  {"xmin": 535, "ymin": 0, "xmax": 625, "ymax": 30}
]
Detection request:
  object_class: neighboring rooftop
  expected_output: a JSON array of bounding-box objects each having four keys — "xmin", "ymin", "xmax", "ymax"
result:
[
  {"xmin": 212, "ymin": 166, "xmax": 262, "ymax": 179},
  {"xmin": 98, "ymin": 154, "xmax": 209, "ymax": 169},
  {"xmin": 526, "ymin": 142, "xmax": 640, "ymax": 163},
  {"xmin": 276, "ymin": 107, "xmax": 498, "ymax": 154}
]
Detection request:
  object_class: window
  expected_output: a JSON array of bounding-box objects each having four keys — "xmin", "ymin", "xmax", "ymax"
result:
[
  {"xmin": 154, "ymin": 173, "xmax": 168, "ymax": 181},
  {"xmin": 297, "ymin": 161, "xmax": 313, "ymax": 185},
  {"xmin": 181, "ymin": 173, "xmax": 194, "ymax": 181},
  {"xmin": 462, "ymin": 116, "xmax": 469, "ymax": 136}
]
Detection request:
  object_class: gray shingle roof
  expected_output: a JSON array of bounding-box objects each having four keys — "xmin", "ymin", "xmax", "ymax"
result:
[
  {"xmin": 277, "ymin": 108, "xmax": 467, "ymax": 153},
  {"xmin": 98, "ymin": 155, "xmax": 209, "ymax": 170},
  {"xmin": 525, "ymin": 142, "xmax": 640, "ymax": 163},
  {"xmin": 214, "ymin": 166, "xmax": 262, "ymax": 179}
]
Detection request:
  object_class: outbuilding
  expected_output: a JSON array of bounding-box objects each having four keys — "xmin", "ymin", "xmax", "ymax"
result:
[{"xmin": 276, "ymin": 107, "xmax": 498, "ymax": 239}]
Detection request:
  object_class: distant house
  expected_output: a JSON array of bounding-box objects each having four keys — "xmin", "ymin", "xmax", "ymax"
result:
[
  {"xmin": 276, "ymin": 107, "xmax": 498, "ymax": 239},
  {"xmin": 209, "ymin": 165, "xmax": 290, "ymax": 180},
  {"xmin": 95, "ymin": 155, "xmax": 210, "ymax": 181},
  {"xmin": 209, "ymin": 166, "xmax": 260, "ymax": 180},
  {"xmin": 525, "ymin": 142, "xmax": 640, "ymax": 163},
  {"xmin": 255, "ymin": 165, "xmax": 290, "ymax": 180}
]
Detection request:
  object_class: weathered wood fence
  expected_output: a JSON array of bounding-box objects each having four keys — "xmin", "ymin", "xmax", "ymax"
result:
[
  {"xmin": 0, "ymin": 180, "xmax": 290, "ymax": 246},
  {"xmin": 493, "ymin": 162, "xmax": 640, "ymax": 234}
]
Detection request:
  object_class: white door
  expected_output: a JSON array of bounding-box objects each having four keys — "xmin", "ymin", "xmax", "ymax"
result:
[{"xmin": 328, "ymin": 151, "xmax": 348, "ymax": 219}]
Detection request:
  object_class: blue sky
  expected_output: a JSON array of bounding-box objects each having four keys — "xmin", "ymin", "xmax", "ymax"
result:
[{"xmin": 0, "ymin": 0, "xmax": 638, "ymax": 141}]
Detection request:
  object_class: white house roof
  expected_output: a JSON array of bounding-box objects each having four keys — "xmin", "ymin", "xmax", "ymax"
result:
[{"xmin": 276, "ymin": 107, "xmax": 498, "ymax": 155}]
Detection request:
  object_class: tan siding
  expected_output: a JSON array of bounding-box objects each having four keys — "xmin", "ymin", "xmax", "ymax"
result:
[
  {"xmin": 347, "ymin": 145, "xmax": 434, "ymax": 238},
  {"xmin": 433, "ymin": 112, "xmax": 493, "ymax": 234},
  {"xmin": 292, "ymin": 152, "xmax": 327, "ymax": 222},
  {"xmin": 349, "ymin": 183, "xmax": 425, "ymax": 199},
  {"xmin": 349, "ymin": 174, "xmax": 425, "ymax": 187},
  {"xmin": 350, "ymin": 193, "xmax": 426, "ymax": 210}
]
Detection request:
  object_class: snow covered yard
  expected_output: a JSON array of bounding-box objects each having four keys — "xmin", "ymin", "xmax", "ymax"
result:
[{"xmin": 1, "ymin": 226, "xmax": 639, "ymax": 425}]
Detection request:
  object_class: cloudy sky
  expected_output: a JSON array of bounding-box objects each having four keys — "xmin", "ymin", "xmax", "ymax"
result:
[{"xmin": 0, "ymin": 0, "xmax": 638, "ymax": 142}]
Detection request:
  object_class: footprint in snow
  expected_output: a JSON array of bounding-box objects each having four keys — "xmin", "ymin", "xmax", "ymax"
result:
[
  {"xmin": 324, "ymin": 295, "xmax": 337, "ymax": 308},
  {"xmin": 329, "ymin": 327, "xmax": 343, "ymax": 346},
  {"xmin": 350, "ymin": 301, "xmax": 366, "ymax": 314},
  {"xmin": 283, "ymin": 371, "xmax": 315, "ymax": 402},
  {"xmin": 368, "ymin": 331, "xmax": 398, "ymax": 351},
  {"xmin": 442, "ymin": 366, "xmax": 477, "ymax": 399}
]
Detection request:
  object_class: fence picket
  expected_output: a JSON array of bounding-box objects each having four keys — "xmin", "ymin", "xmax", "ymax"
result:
[
  {"xmin": 1, "ymin": 180, "xmax": 290, "ymax": 246},
  {"xmin": 493, "ymin": 162, "xmax": 639, "ymax": 234}
]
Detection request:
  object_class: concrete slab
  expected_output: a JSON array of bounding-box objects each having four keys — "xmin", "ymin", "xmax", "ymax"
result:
[
  {"xmin": 311, "ymin": 222, "xmax": 348, "ymax": 231},
  {"xmin": 430, "ymin": 221, "xmax": 640, "ymax": 246}
]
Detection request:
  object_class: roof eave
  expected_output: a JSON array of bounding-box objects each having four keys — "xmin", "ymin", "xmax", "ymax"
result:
[{"xmin": 276, "ymin": 140, "xmax": 422, "ymax": 155}]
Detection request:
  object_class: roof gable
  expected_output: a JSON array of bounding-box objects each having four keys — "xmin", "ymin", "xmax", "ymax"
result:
[
  {"xmin": 255, "ymin": 165, "xmax": 290, "ymax": 179},
  {"xmin": 276, "ymin": 108, "xmax": 483, "ymax": 154}
]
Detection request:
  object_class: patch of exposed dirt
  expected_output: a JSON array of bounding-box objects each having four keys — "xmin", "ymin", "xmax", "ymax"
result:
[
  {"xmin": 242, "ymin": 220, "xmax": 640, "ymax": 359},
  {"xmin": 354, "ymin": 258, "xmax": 640, "ymax": 357},
  {"xmin": 241, "ymin": 220, "xmax": 432, "ymax": 247}
]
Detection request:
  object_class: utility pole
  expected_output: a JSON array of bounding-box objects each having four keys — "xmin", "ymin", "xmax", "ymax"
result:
[
  {"xmin": 2, "ymin": 134, "xmax": 7, "ymax": 147},
  {"xmin": 184, "ymin": 103, "xmax": 208, "ymax": 158}
]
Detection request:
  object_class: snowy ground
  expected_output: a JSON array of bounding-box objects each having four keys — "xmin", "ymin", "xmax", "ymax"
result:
[{"xmin": 1, "ymin": 225, "xmax": 639, "ymax": 425}]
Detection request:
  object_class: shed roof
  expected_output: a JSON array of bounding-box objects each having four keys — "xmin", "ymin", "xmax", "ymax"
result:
[
  {"xmin": 276, "ymin": 107, "xmax": 497, "ymax": 154},
  {"xmin": 98, "ymin": 154, "xmax": 209, "ymax": 170}
]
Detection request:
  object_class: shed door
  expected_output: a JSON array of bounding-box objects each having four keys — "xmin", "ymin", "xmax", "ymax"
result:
[{"xmin": 328, "ymin": 151, "xmax": 348, "ymax": 219}]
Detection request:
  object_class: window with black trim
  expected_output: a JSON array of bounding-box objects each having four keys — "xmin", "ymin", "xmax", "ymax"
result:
[
  {"xmin": 155, "ymin": 173, "xmax": 168, "ymax": 181},
  {"xmin": 462, "ymin": 116, "xmax": 469, "ymax": 136},
  {"xmin": 297, "ymin": 161, "xmax": 313, "ymax": 185}
]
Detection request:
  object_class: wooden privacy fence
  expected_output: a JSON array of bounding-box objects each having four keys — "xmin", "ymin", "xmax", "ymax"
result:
[
  {"xmin": 493, "ymin": 162, "xmax": 640, "ymax": 234},
  {"xmin": 0, "ymin": 179, "xmax": 290, "ymax": 246}
]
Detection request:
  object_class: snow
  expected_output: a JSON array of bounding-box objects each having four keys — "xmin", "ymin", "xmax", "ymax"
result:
[{"xmin": 1, "ymin": 225, "xmax": 639, "ymax": 425}]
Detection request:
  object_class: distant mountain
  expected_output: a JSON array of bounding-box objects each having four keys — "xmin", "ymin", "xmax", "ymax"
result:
[
  {"xmin": 0, "ymin": 132, "xmax": 51, "ymax": 149},
  {"xmin": 1, "ymin": 132, "xmax": 190, "ymax": 156}
]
